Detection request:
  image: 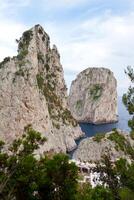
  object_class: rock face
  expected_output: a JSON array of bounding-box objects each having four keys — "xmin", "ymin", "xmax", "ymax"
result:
[
  {"xmin": 73, "ymin": 130, "xmax": 134, "ymax": 163},
  {"xmin": 0, "ymin": 25, "xmax": 84, "ymax": 153},
  {"xmin": 68, "ymin": 68, "xmax": 118, "ymax": 124}
]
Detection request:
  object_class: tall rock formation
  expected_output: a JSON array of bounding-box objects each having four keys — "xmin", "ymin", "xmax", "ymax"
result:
[
  {"xmin": 0, "ymin": 24, "xmax": 84, "ymax": 153},
  {"xmin": 68, "ymin": 68, "xmax": 118, "ymax": 124}
]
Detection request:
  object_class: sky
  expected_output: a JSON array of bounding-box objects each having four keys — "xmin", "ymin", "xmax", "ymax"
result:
[{"xmin": 0, "ymin": 0, "xmax": 133, "ymax": 96}]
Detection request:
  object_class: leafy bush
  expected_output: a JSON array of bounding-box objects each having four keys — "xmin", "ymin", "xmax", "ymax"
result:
[
  {"xmin": 36, "ymin": 73, "xmax": 44, "ymax": 90},
  {"xmin": 0, "ymin": 130, "xmax": 79, "ymax": 200},
  {"xmin": 0, "ymin": 57, "xmax": 10, "ymax": 68},
  {"xmin": 37, "ymin": 52, "xmax": 44, "ymax": 64},
  {"xmin": 108, "ymin": 130, "xmax": 134, "ymax": 159},
  {"xmin": 93, "ymin": 133, "xmax": 106, "ymax": 142},
  {"xmin": 75, "ymin": 100, "xmax": 83, "ymax": 110},
  {"xmin": 90, "ymin": 84, "xmax": 103, "ymax": 100},
  {"xmin": 17, "ymin": 49, "xmax": 28, "ymax": 60},
  {"xmin": 44, "ymin": 64, "xmax": 50, "ymax": 71}
]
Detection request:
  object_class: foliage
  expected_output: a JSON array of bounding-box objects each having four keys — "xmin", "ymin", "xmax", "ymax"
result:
[
  {"xmin": 15, "ymin": 68, "xmax": 25, "ymax": 77},
  {"xmin": 75, "ymin": 100, "xmax": 83, "ymax": 110},
  {"xmin": 37, "ymin": 52, "xmax": 44, "ymax": 64},
  {"xmin": 108, "ymin": 129, "xmax": 134, "ymax": 159},
  {"xmin": 75, "ymin": 100, "xmax": 83, "ymax": 116},
  {"xmin": 90, "ymin": 84, "xmax": 103, "ymax": 100},
  {"xmin": 17, "ymin": 49, "xmax": 28, "ymax": 60},
  {"xmin": 93, "ymin": 133, "xmax": 106, "ymax": 142},
  {"xmin": 0, "ymin": 128, "xmax": 79, "ymax": 200},
  {"xmin": 108, "ymin": 129, "xmax": 127, "ymax": 152},
  {"xmin": 0, "ymin": 57, "xmax": 10, "ymax": 68},
  {"xmin": 36, "ymin": 73, "xmax": 44, "ymax": 90},
  {"xmin": 76, "ymin": 183, "xmax": 114, "ymax": 200},
  {"xmin": 0, "ymin": 125, "xmax": 46, "ymax": 200},
  {"xmin": 94, "ymin": 155, "xmax": 134, "ymax": 200},
  {"xmin": 130, "ymin": 131, "xmax": 134, "ymax": 140},
  {"xmin": 44, "ymin": 63, "xmax": 50, "ymax": 71},
  {"xmin": 38, "ymin": 154, "xmax": 78, "ymax": 200},
  {"xmin": 122, "ymin": 66, "xmax": 134, "ymax": 133},
  {"xmin": 17, "ymin": 29, "xmax": 33, "ymax": 60}
]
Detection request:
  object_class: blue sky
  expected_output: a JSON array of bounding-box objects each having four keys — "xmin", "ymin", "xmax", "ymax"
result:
[{"xmin": 0, "ymin": 0, "xmax": 134, "ymax": 95}]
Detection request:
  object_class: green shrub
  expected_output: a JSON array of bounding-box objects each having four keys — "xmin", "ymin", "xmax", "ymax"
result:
[
  {"xmin": 0, "ymin": 57, "xmax": 10, "ymax": 68},
  {"xmin": 130, "ymin": 131, "xmax": 134, "ymax": 140},
  {"xmin": 37, "ymin": 52, "xmax": 44, "ymax": 64},
  {"xmin": 108, "ymin": 130, "xmax": 134, "ymax": 158},
  {"xmin": 90, "ymin": 84, "xmax": 103, "ymax": 100},
  {"xmin": 17, "ymin": 49, "xmax": 28, "ymax": 60},
  {"xmin": 75, "ymin": 100, "xmax": 83, "ymax": 110},
  {"xmin": 23, "ymin": 30, "xmax": 33, "ymax": 46},
  {"xmin": 108, "ymin": 130, "xmax": 126, "ymax": 152},
  {"xmin": 15, "ymin": 69, "xmax": 25, "ymax": 77},
  {"xmin": 36, "ymin": 74, "xmax": 44, "ymax": 90},
  {"xmin": 44, "ymin": 64, "xmax": 50, "ymax": 71},
  {"xmin": 93, "ymin": 133, "xmax": 106, "ymax": 142}
]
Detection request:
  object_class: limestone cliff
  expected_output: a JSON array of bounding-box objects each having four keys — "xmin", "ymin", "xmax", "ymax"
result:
[
  {"xmin": 0, "ymin": 24, "xmax": 84, "ymax": 153},
  {"xmin": 73, "ymin": 129, "xmax": 134, "ymax": 163},
  {"xmin": 68, "ymin": 68, "xmax": 118, "ymax": 124}
]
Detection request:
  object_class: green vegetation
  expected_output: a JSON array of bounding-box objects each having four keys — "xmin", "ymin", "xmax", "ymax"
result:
[
  {"xmin": 15, "ymin": 68, "xmax": 25, "ymax": 77},
  {"xmin": 36, "ymin": 69, "xmax": 77, "ymax": 127},
  {"xmin": 62, "ymin": 109, "xmax": 78, "ymax": 126},
  {"xmin": 123, "ymin": 66, "xmax": 134, "ymax": 136},
  {"xmin": 36, "ymin": 73, "xmax": 44, "ymax": 90},
  {"xmin": 0, "ymin": 128, "xmax": 78, "ymax": 200},
  {"xmin": 17, "ymin": 49, "xmax": 28, "ymax": 60},
  {"xmin": 77, "ymin": 184, "xmax": 114, "ymax": 200},
  {"xmin": 44, "ymin": 63, "xmax": 50, "ymax": 71},
  {"xmin": 75, "ymin": 100, "xmax": 83, "ymax": 110},
  {"xmin": 17, "ymin": 29, "xmax": 33, "ymax": 60},
  {"xmin": 108, "ymin": 129, "xmax": 134, "ymax": 158},
  {"xmin": 108, "ymin": 129, "xmax": 126, "ymax": 152},
  {"xmin": 0, "ymin": 57, "xmax": 10, "ymax": 68},
  {"xmin": 93, "ymin": 132, "xmax": 106, "ymax": 142},
  {"xmin": 37, "ymin": 52, "xmax": 44, "ymax": 64},
  {"xmin": 130, "ymin": 131, "xmax": 134, "ymax": 140},
  {"xmin": 90, "ymin": 84, "xmax": 103, "ymax": 100},
  {"xmin": 93, "ymin": 155, "xmax": 134, "ymax": 200}
]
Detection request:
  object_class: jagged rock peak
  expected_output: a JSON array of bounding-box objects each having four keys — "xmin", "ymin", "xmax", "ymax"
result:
[
  {"xmin": 68, "ymin": 67, "xmax": 118, "ymax": 124},
  {"xmin": 0, "ymin": 24, "xmax": 84, "ymax": 153},
  {"xmin": 17, "ymin": 24, "xmax": 50, "ymax": 53}
]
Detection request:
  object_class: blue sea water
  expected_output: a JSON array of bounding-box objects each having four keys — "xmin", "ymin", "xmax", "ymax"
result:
[{"xmin": 79, "ymin": 96, "xmax": 131, "ymax": 139}]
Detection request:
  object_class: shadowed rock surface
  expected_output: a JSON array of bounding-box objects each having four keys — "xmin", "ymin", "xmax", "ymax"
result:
[
  {"xmin": 0, "ymin": 24, "xmax": 84, "ymax": 153},
  {"xmin": 68, "ymin": 67, "xmax": 118, "ymax": 124}
]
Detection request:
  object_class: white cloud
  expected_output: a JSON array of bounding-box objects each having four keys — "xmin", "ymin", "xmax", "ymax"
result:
[{"xmin": 43, "ymin": 12, "xmax": 134, "ymax": 94}]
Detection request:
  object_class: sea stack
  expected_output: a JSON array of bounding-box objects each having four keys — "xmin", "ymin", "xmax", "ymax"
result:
[
  {"xmin": 68, "ymin": 67, "xmax": 118, "ymax": 124},
  {"xmin": 0, "ymin": 25, "xmax": 84, "ymax": 153}
]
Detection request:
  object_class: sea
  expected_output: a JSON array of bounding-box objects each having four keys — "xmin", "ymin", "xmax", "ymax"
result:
[{"xmin": 76, "ymin": 96, "xmax": 131, "ymax": 145}]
